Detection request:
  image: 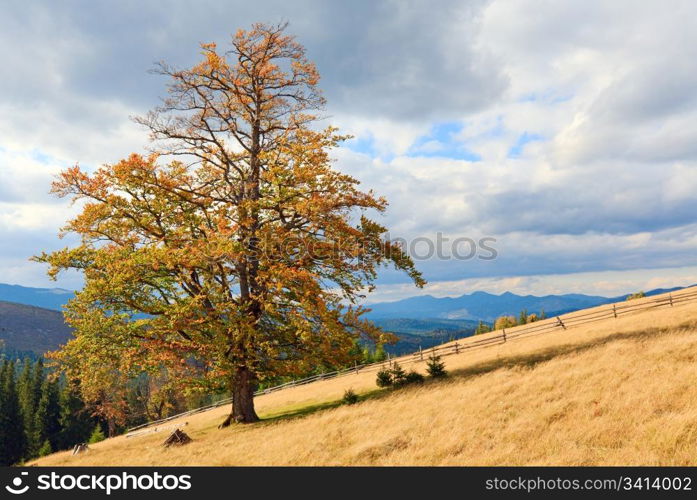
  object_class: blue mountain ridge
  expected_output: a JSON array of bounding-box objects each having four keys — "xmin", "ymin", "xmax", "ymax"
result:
[{"xmin": 0, "ymin": 282, "xmax": 688, "ymax": 323}]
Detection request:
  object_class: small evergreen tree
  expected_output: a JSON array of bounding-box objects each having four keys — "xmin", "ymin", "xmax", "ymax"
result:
[
  {"xmin": 426, "ymin": 353, "xmax": 447, "ymax": 378},
  {"xmin": 474, "ymin": 321, "xmax": 491, "ymax": 335},
  {"xmin": 519, "ymin": 309, "xmax": 528, "ymax": 325},
  {"xmin": 373, "ymin": 344, "xmax": 387, "ymax": 362},
  {"xmin": 342, "ymin": 388, "xmax": 359, "ymax": 405},
  {"xmin": 390, "ymin": 362, "xmax": 407, "ymax": 386},
  {"xmin": 88, "ymin": 424, "xmax": 106, "ymax": 444},
  {"xmin": 375, "ymin": 369, "xmax": 393, "ymax": 388}
]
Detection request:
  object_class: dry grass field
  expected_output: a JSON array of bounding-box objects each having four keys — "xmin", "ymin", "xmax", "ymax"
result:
[{"xmin": 31, "ymin": 287, "xmax": 697, "ymax": 466}]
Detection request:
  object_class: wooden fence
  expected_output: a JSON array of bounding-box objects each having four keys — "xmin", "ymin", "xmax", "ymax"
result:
[{"xmin": 126, "ymin": 287, "xmax": 697, "ymax": 436}]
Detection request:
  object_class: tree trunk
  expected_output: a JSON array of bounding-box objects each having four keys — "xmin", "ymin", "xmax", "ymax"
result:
[
  {"xmin": 107, "ymin": 418, "xmax": 116, "ymax": 438},
  {"xmin": 219, "ymin": 365, "xmax": 259, "ymax": 427}
]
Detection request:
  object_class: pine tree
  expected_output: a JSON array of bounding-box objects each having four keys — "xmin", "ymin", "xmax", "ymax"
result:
[
  {"xmin": 375, "ymin": 369, "xmax": 393, "ymax": 387},
  {"xmin": 37, "ymin": 439, "xmax": 52, "ymax": 457},
  {"xmin": 373, "ymin": 344, "xmax": 387, "ymax": 362},
  {"xmin": 0, "ymin": 360, "xmax": 26, "ymax": 465},
  {"xmin": 21, "ymin": 358, "xmax": 45, "ymax": 456},
  {"xmin": 390, "ymin": 362, "xmax": 407, "ymax": 386},
  {"xmin": 519, "ymin": 309, "xmax": 528, "ymax": 325},
  {"xmin": 88, "ymin": 424, "xmax": 106, "ymax": 444},
  {"xmin": 33, "ymin": 377, "xmax": 61, "ymax": 453},
  {"xmin": 426, "ymin": 353, "xmax": 447, "ymax": 378},
  {"xmin": 58, "ymin": 382, "xmax": 94, "ymax": 450},
  {"xmin": 475, "ymin": 321, "xmax": 491, "ymax": 335}
]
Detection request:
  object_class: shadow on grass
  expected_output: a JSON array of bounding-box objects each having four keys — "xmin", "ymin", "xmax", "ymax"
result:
[
  {"xmin": 231, "ymin": 319, "xmax": 697, "ymax": 428},
  {"xmin": 257, "ymin": 387, "xmax": 389, "ymax": 425}
]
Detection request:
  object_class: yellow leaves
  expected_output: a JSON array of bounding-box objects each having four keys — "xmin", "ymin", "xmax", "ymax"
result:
[{"xmin": 38, "ymin": 22, "xmax": 425, "ymax": 399}]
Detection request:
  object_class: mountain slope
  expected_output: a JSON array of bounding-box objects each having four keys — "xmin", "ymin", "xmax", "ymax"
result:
[
  {"xmin": 31, "ymin": 286, "xmax": 697, "ymax": 466},
  {"xmin": 0, "ymin": 301, "xmax": 72, "ymax": 355}
]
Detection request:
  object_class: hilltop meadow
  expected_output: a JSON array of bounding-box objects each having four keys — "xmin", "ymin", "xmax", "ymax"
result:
[{"xmin": 31, "ymin": 287, "xmax": 697, "ymax": 466}]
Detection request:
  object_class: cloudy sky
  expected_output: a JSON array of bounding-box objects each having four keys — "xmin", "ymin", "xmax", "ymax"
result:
[{"xmin": 2, "ymin": 0, "xmax": 697, "ymax": 301}]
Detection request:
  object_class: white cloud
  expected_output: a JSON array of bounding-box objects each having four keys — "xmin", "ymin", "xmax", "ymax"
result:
[
  {"xmin": 366, "ymin": 265, "xmax": 697, "ymax": 303},
  {"xmin": 2, "ymin": 0, "xmax": 697, "ymax": 296}
]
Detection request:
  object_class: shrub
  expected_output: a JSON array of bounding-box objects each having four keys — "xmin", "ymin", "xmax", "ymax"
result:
[
  {"xmin": 390, "ymin": 362, "xmax": 407, "ymax": 386},
  {"xmin": 426, "ymin": 353, "xmax": 447, "ymax": 378},
  {"xmin": 626, "ymin": 291, "xmax": 646, "ymax": 301},
  {"xmin": 88, "ymin": 424, "xmax": 106, "ymax": 444},
  {"xmin": 494, "ymin": 315, "xmax": 517, "ymax": 330},
  {"xmin": 474, "ymin": 321, "xmax": 491, "ymax": 335},
  {"xmin": 404, "ymin": 371, "xmax": 425, "ymax": 384},
  {"xmin": 376, "ymin": 369, "xmax": 393, "ymax": 388},
  {"xmin": 342, "ymin": 388, "xmax": 359, "ymax": 405}
]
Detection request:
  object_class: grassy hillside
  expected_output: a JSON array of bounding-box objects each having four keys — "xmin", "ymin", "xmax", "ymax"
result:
[
  {"xmin": 31, "ymin": 287, "xmax": 697, "ymax": 466},
  {"xmin": 0, "ymin": 301, "xmax": 72, "ymax": 355}
]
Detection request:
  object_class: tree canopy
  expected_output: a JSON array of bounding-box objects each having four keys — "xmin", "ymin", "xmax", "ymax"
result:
[{"xmin": 36, "ymin": 23, "xmax": 424, "ymax": 424}]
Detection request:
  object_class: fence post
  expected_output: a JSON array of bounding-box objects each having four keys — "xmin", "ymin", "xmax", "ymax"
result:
[
  {"xmin": 387, "ymin": 352, "xmax": 391, "ymax": 368},
  {"xmin": 669, "ymin": 294, "xmax": 674, "ymax": 307},
  {"xmin": 419, "ymin": 346, "xmax": 423, "ymax": 361},
  {"xmin": 354, "ymin": 360, "xmax": 358, "ymax": 374},
  {"xmin": 454, "ymin": 342, "xmax": 459, "ymax": 354},
  {"xmin": 613, "ymin": 304, "xmax": 617, "ymax": 318},
  {"xmin": 502, "ymin": 328, "xmax": 507, "ymax": 343},
  {"xmin": 556, "ymin": 316, "xmax": 566, "ymax": 330}
]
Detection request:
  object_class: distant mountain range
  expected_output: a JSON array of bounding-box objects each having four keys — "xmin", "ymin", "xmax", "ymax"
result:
[
  {"xmin": 0, "ymin": 282, "xmax": 689, "ymax": 356},
  {"xmin": 365, "ymin": 286, "xmax": 689, "ymax": 322},
  {"xmin": 0, "ymin": 283, "xmax": 74, "ymax": 311}
]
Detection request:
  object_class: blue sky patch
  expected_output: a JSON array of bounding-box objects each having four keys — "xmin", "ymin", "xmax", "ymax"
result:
[
  {"xmin": 508, "ymin": 132, "xmax": 544, "ymax": 158},
  {"xmin": 406, "ymin": 121, "xmax": 481, "ymax": 161}
]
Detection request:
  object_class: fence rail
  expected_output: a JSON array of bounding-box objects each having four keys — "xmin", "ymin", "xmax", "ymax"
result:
[{"xmin": 126, "ymin": 287, "xmax": 697, "ymax": 436}]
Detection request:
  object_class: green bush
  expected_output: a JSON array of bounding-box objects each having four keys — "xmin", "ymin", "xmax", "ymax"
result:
[
  {"xmin": 426, "ymin": 353, "xmax": 447, "ymax": 378},
  {"xmin": 626, "ymin": 291, "xmax": 646, "ymax": 301},
  {"xmin": 342, "ymin": 388, "xmax": 359, "ymax": 405},
  {"xmin": 376, "ymin": 369, "xmax": 393, "ymax": 388}
]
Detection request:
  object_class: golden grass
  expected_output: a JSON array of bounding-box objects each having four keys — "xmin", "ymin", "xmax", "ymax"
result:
[{"xmin": 31, "ymin": 286, "xmax": 697, "ymax": 466}]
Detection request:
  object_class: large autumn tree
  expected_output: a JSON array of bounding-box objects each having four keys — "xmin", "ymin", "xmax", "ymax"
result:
[{"xmin": 36, "ymin": 23, "xmax": 424, "ymax": 425}]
